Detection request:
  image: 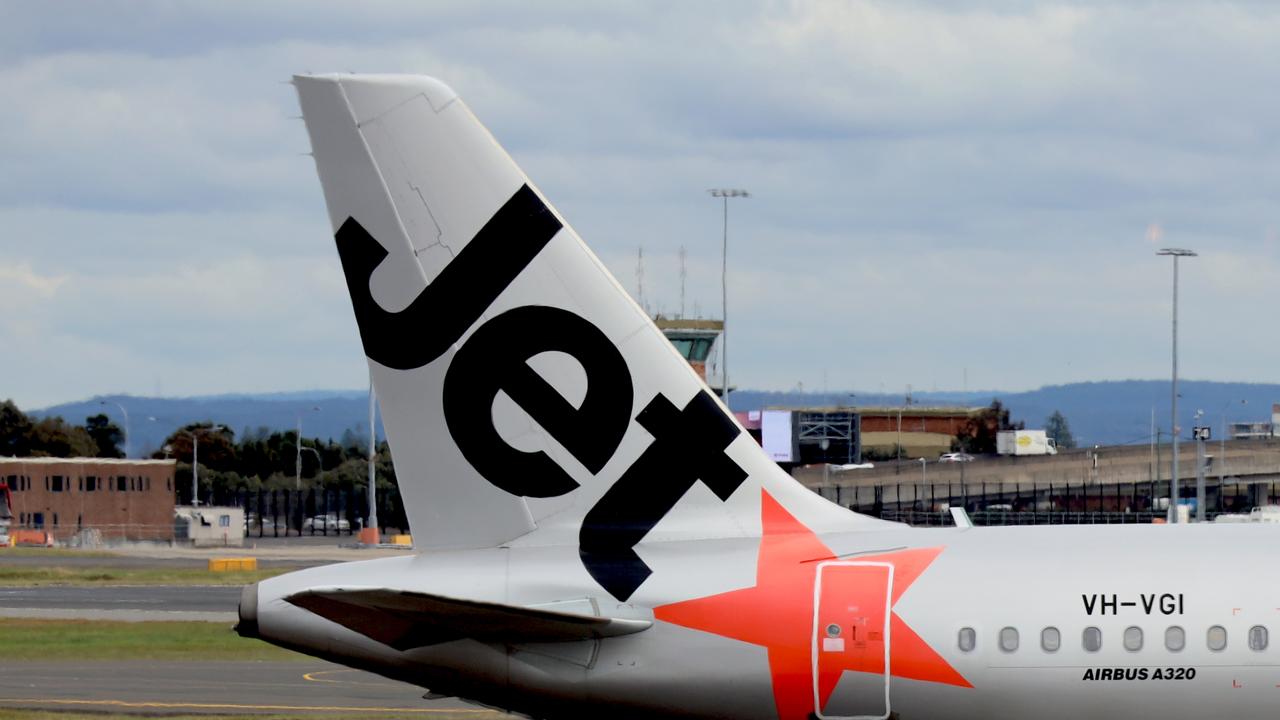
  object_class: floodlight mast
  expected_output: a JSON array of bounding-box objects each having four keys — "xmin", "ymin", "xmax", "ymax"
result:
[
  {"xmin": 1157, "ymin": 247, "xmax": 1197, "ymax": 522},
  {"xmin": 188, "ymin": 424, "xmax": 226, "ymax": 507},
  {"xmin": 707, "ymin": 188, "xmax": 749, "ymax": 405}
]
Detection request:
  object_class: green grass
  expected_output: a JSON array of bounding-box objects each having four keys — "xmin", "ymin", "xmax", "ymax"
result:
[
  {"xmin": 0, "ymin": 547, "xmax": 119, "ymax": 559},
  {"xmin": 0, "ymin": 565, "xmax": 292, "ymax": 586},
  {"xmin": 0, "ymin": 619, "xmax": 305, "ymax": 661}
]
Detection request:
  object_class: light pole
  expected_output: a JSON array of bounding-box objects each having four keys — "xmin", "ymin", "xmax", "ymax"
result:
[
  {"xmin": 300, "ymin": 446, "xmax": 324, "ymax": 485},
  {"xmin": 187, "ymin": 425, "xmax": 225, "ymax": 507},
  {"xmin": 300, "ymin": 446, "xmax": 326, "ymax": 532},
  {"xmin": 295, "ymin": 406, "xmax": 320, "ymax": 491},
  {"xmin": 919, "ymin": 457, "xmax": 927, "ymax": 485},
  {"xmin": 707, "ymin": 188, "xmax": 749, "ymax": 405},
  {"xmin": 368, "ymin": 378, "xmax": 379, "ymax": 536},
  {"xmin": 1157, "ymin": 247, "xmax": 1196, "ymax": 523},
  {"xmin": 99, "ymin": 400, "xmax": 130, "ymax": 458},
  {"xmin": 1219, "ymin": 399, "xmax": 1246, "ymax": 485},
  {"xmin": 1193, "ymin": 409, "xmax": 1207, "ymax": 522}
]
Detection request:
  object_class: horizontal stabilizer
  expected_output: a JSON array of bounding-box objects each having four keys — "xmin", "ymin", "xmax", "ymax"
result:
[{"xmin": 285, "ymin": 587, "xmax": 651, "ymax": 651}]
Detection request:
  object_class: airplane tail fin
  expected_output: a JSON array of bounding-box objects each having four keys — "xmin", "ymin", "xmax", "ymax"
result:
[{"xmin": 293, "ymin": 74, "xmax": 892, "ymax": 601}]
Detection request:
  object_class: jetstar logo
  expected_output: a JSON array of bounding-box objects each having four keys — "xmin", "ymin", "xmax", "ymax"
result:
[
  {"xmin": 333, "ymin": 185, "xmax": 748, "ymax": 602},
  {"xmin": 656, "ymin": 491, "xmax": 971, "ymax": 720}
]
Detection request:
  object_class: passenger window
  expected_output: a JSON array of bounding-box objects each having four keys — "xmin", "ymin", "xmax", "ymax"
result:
[
  {"xmin": 1207, "ymin": 626, "xmax": 1228, "ymax": 652},
  {"xmin": 1041, "ymin": 627, "xmax": 1060, "ymax": 652},
  {"xmin": 1123, "ymin": 626, "xmax": 1143, "ymax": 651},
  {"xmin": 957, "ymin": 627, "xmax": 976, "ymax": 652},
  {"xmin": 1083, "ymin": 626, "xmax": 1102, "ymax": 652},
  {"xmin": 999, "ymin": 627, "xmax": 1019, "ymax": 652},
  {"xmin": 1249, "ymin": 626, "xmax": 1268, "ymax": 651},
  {"xmin": 1165, "ymin": 626, "xmax": 1186, "ymax": 652}
]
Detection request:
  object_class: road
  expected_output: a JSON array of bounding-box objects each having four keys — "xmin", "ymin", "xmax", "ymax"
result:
[{"xmin": 0, "ymin": 660, "xmax": 511, "ymax": 717}]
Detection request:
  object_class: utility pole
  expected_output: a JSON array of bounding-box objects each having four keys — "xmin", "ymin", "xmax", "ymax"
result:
[
  {"xmin": 295, "ymin": 416, "xmax": 301, "ymax": 491},
  {"xmin": 1193, "ymin": 422, "xmax": 1208, "ymax": 522},
  {"xmin": 187, "ymin": 425, "xmax": 225, "ymax": 507},
  {"xmin": 1157, "ymin": 247, "xmax": 1196, "ymax": 522},
  {"xmin": 1149, "ymin": 406, "xmax": 1155, "ymax": 483},
  {"xmin": 295, "ymin": 406, "xmax": 319, "ymax": 491},
  {"xmin": 1220, "ymin": 399, "xmax": 1245, "ymax": 484},
  {"xmin": 678, "ymin": 246, "xmax": 687, "ymax": 319},
  {"xmin": 368, "ymin": 378, "xmax": 378, "ymax": 537},
  {"xmin": 708, "ymin": 189, "xmax": 749, "ymax": 405},
  {"xmin": 1155, "ymin": 428, "xmax": 1162, "ymax": 509}
]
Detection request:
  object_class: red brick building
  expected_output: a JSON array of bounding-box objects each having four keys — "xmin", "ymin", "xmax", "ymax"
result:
[
  {"xmin": 857, "ymin": 407, "xmax": 982, "ymax": 435},
  {"xmin": 856, "ymin": 406, "xmax": 986, "ymax": 458},
  {"xmin": 1, "ymin": 457, "xmax": 177, "ymax": 542}
]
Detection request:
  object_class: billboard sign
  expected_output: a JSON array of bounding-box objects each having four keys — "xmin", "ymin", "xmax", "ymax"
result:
[{"xmin": 762, "ymin": 410, "xmax": 795, "ymax": 463}]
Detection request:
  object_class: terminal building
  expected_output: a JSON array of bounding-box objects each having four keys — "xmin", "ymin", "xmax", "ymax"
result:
[{"xmin": 0, "ymin": 457, "xmax": 177, "ymax": 542}]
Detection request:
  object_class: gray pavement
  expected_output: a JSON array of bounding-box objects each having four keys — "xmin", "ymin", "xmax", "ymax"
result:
[
  {"xmin": 0, "ymin": 584, "xmax": 242, "ymax": 622},
  {"xmin": 0, "ymin": 585, "xmax": 241, "ymax": 612},
  {"xmin": 0, "ymin": 660, "xmax": 511, "ymax": 717}
]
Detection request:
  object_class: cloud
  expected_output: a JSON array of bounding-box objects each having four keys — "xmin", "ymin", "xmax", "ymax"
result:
[
  {"xmin": 3, "ymin": 1, "xmax": 1280, "ymax": 408},
  {"xmin": 0, "ymin": 262, "xmax": 66, "ymax": 300}
]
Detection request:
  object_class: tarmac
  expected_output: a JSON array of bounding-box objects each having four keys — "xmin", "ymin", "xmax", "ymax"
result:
[
  {"xmin": 0, "ymin": 585, "xmax": 241, "ymax": 622},
  {"xmin": 0, "ymin": 659, "xmax": 509, "ymax": 717},
  {"xmin": 0, "ymin": 540, "xmax": 516, "ymax": 716}
]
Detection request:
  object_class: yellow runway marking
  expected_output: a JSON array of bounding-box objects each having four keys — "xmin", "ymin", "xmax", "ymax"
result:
[
  {"xmin": 0, "ymin": 697, "xmax": 496, "ymax": 713},
  {"xmin": 303, "ymin": 668, "xmax": 406, "ymax": 687}
]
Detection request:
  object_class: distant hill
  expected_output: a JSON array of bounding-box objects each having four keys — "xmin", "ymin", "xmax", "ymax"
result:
[
  {"xmin": 31, "ymin": 391, "xmax": 379, "ymax": 458},
  {"xmin": 731, "ymin": 380, "xmax": 1278, "ymax": 447},
  {"xmin": 984, "ymin": 381, "xmax": 1273, "ymax": 447},
  {"xmin": 25, "ymin": 380, "xmax": 1279, "ymax": 457}
]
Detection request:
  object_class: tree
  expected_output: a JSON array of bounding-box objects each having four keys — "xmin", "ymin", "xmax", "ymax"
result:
[
  {"xmin": 26, "ymin": 416, "xmax": 97, "ymax": 457},
  {"xmin": 155, "ymin": 423, "xmax": 237, "ymax": 471},
  {"xmin": 0, "ymin": 400, "xmax": 34, "ymax": 456},
  {"xmin": 1045, "ymin": 410, "xmax": 1077, "ymax": 450},
  {"xmin": 85, "ymin": 413, "xmax": 125, "ymax": 458},
  {"xmin": 955, "ymin": 400, "xmax": 1023, "ymax": 454}
]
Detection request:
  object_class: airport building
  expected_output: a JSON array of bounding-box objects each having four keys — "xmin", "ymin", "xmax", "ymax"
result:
[
  {"xmin": 857, "ymin": 406, "xmax": 989, "ymax": 459},
  {"xmin": 655, "ymin": 316, "xmax": 724, "ymax": 392},
  {"xmin": 757, "ymin": 406, "xmax": 984, "ymax": 466},
  {"xmin": 0, "ymin": 457, "xmax": 177, "ymax": 542},
  {"xmin": 1230, "ymin": 404, "xmax": 1280, "ymax": 440}
]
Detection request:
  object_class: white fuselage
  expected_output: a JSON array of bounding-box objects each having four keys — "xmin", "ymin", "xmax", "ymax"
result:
[{"xmin": 252, "ymin": 522, "xmax": 1280, "ymax": 720}]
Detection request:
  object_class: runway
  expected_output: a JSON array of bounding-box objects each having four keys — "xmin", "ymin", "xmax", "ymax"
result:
[
  {"xmin": 0, "ymin": 659, "xmax": 512, "ymax": 717},
  {"xmin": 0, "ymin": 585, "xmax": 240, "ymax": 622}
]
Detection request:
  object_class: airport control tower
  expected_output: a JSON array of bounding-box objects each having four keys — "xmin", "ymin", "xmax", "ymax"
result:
[{"xmin": 653, "ymin": 316, "xmax": 726, "ymax": 396}]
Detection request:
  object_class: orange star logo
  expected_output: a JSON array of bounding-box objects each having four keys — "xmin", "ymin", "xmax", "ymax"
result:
[{"xmin": 655, "ymin": 490, "xmax": 970, "ymax": 720}]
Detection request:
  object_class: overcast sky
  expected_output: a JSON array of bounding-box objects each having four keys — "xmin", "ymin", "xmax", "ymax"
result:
[{"xmin": 3, "ymin": 1, "xmax": 1279, "ymax": 410}]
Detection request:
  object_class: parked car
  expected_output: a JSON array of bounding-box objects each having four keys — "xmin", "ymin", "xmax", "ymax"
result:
[
  {"xmin": 302, "ymin": 514, "xmax": 351, "ymax": 531},
  {"xmin": 938, "ymin": 452, "xmax": 975, "ymax": 463}
]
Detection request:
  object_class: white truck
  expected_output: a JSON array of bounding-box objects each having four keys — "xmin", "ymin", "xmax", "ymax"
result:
[{"xmin": 997, "ymin": 429, "xmax": 1058, "ymax": 456}]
